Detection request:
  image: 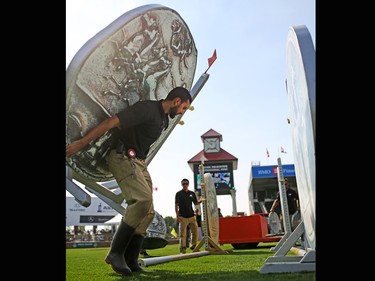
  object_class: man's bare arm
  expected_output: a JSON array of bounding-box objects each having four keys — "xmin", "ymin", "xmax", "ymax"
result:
[{"xmin": 66, "ymin": 115, "xmax": 120, "ymax": 158}]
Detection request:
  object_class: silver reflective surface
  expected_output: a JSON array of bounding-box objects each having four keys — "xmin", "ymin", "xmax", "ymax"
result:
[
  {"xmin": 66, "ymin": 4, "xmax": 197, "ymax": 181},
  {"xmin": 286, "ymin": 25, "xmax": 315, "ymax": 249}
]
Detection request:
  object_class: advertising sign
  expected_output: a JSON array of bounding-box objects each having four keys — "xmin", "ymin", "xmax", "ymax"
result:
[
  {"xmin": 193, "ymin": 162, "xmax": 234, "ymax": 195},
  {"xmin": 251, "ymin": 164, "xmax": 295, "ymax": 179},
  {"xmin": 66, "ymin": 197, "xmax": 119, "ymax": 226}
]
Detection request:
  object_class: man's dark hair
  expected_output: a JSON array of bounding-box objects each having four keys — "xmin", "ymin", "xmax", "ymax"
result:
[
  {"xmin": 181, "ymin": 178, "xmax": 189, "ymax": 184},
  {"xmin": 166, "ymin": 87, "xmax": 192, "ymax": 103}
]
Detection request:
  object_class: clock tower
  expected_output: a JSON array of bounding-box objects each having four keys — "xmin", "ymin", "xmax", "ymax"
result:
[
  {"xmin": 187, "ymin": 128, "xmax": 239, "ymax": 215},
  {"xmin": 188, "ymin": 128, "xmax": 239, "ymax": 195}
]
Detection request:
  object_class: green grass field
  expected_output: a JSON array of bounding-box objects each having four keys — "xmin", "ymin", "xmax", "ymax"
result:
[{"xmin": 66, "ymin": 242, "xmax": 316, "ymax": 280}]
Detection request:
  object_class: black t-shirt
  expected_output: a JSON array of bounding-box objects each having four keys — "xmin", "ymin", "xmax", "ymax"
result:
[
  {"xmin": 175, "ymin": 190, "xmax": 198, "ymax": 218},
  {"xmin": 116, "ymin": 100, "xmax": 169, "ymax": 159},
  {"xmin": 276, "ymin": 188, "xmax": 299, "ymax": 214}
]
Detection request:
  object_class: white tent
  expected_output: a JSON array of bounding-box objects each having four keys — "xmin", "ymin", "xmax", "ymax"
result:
[{"xmin": 104, "ymin": 214, "xmax": 122, "ymax": 225}]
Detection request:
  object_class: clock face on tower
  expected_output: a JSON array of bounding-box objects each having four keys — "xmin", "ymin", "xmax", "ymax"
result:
[{"xmin": 204, "ymin": 137, "xmax": 220, "ymax": 153}]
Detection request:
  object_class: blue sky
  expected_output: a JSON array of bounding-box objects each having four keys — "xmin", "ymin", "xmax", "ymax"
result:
[{"xmin": 66, "ymin": 0, "xmax": 315, "ymax": 218}]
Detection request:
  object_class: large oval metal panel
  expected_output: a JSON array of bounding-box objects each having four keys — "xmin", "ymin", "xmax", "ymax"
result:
[
  {"xmin": 286, "ymin": 25, "xmax": 315, "ymax": 249},
  {"xmin": 204, "ymin": 173, "xmax": 219, "ymax": 244},
  {"xmin": 66, "ymin": 4, "xmax": 197, "ymax": 182},
  {"xmin": 146, "ymin": 210, "xmax": 167, "ymax": 238}
]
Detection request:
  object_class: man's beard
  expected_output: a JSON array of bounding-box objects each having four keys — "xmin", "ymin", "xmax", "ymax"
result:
[{"xmin": 168, "ymin": 106, "xmax": 179, "ymax": 119}]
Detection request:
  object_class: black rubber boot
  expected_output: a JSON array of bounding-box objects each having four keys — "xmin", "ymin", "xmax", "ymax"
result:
[
  {"xmin": 104, "ymin": 220, "xmax": 135, "ymax": 276},
  {"xmin": 125, "ymin": 235, "xmax": 151, "ymax": 273}
]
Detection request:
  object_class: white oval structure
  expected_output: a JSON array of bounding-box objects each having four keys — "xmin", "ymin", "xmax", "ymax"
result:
[{"xmin": 285, "ymin": 25, "xmax": 315, "ymax": 250}]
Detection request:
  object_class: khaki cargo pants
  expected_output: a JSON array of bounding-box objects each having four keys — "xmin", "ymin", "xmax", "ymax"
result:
[
  {"xmin": 107, "ymin": 149, "xmax": 154, "ymax": 236},
  {"xmin": 179, "ymin": 216, "xmax": 198, "ymax": 252}
]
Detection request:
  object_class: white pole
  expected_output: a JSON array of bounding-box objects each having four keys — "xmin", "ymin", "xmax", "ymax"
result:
[{"xmin": 138, "ymin": 250, "xmax": 210, "ymax": 267}]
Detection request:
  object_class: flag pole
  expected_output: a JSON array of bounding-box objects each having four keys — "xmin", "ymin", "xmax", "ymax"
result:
[{"xmin": 204, "ymin": 66, "xmax": 212, "ymax": 74}]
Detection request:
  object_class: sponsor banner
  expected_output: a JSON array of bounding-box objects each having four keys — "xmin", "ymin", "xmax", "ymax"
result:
[
  {"xmin": 72, "ymin": 242, "xmax": 98, "ymax": 248},
  {"xmin": 252, "ymin": 164, "xmax": 295, "ymax": 179},
  {"xmin": 80, "ymin": 215, "xmax": 115, "ymax": 224},
  {"xmin": 66, "ymin": 197, "xmax": 120, "ymax": 226}
]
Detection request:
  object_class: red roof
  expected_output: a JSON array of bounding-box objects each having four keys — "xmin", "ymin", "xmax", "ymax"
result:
[
  {"xmin": 187, "ymin": 148, "xmax": 238, "ymax": 171},
  {"xmin": 200, "ymin": 128, "xmax": 223, "ymax": 141}
]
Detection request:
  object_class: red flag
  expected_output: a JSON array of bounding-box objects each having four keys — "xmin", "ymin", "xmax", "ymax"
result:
[
  {"xmin": 266, "ymin": 148, "xmax": 269, "ymax": 158},
  {"xmin": 281, "ymin": 147, "xmax": 287, "ymax": 153},
  {"xmin": 208, "ymin": 49, "xmax": 217, "ymax": 67}
]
